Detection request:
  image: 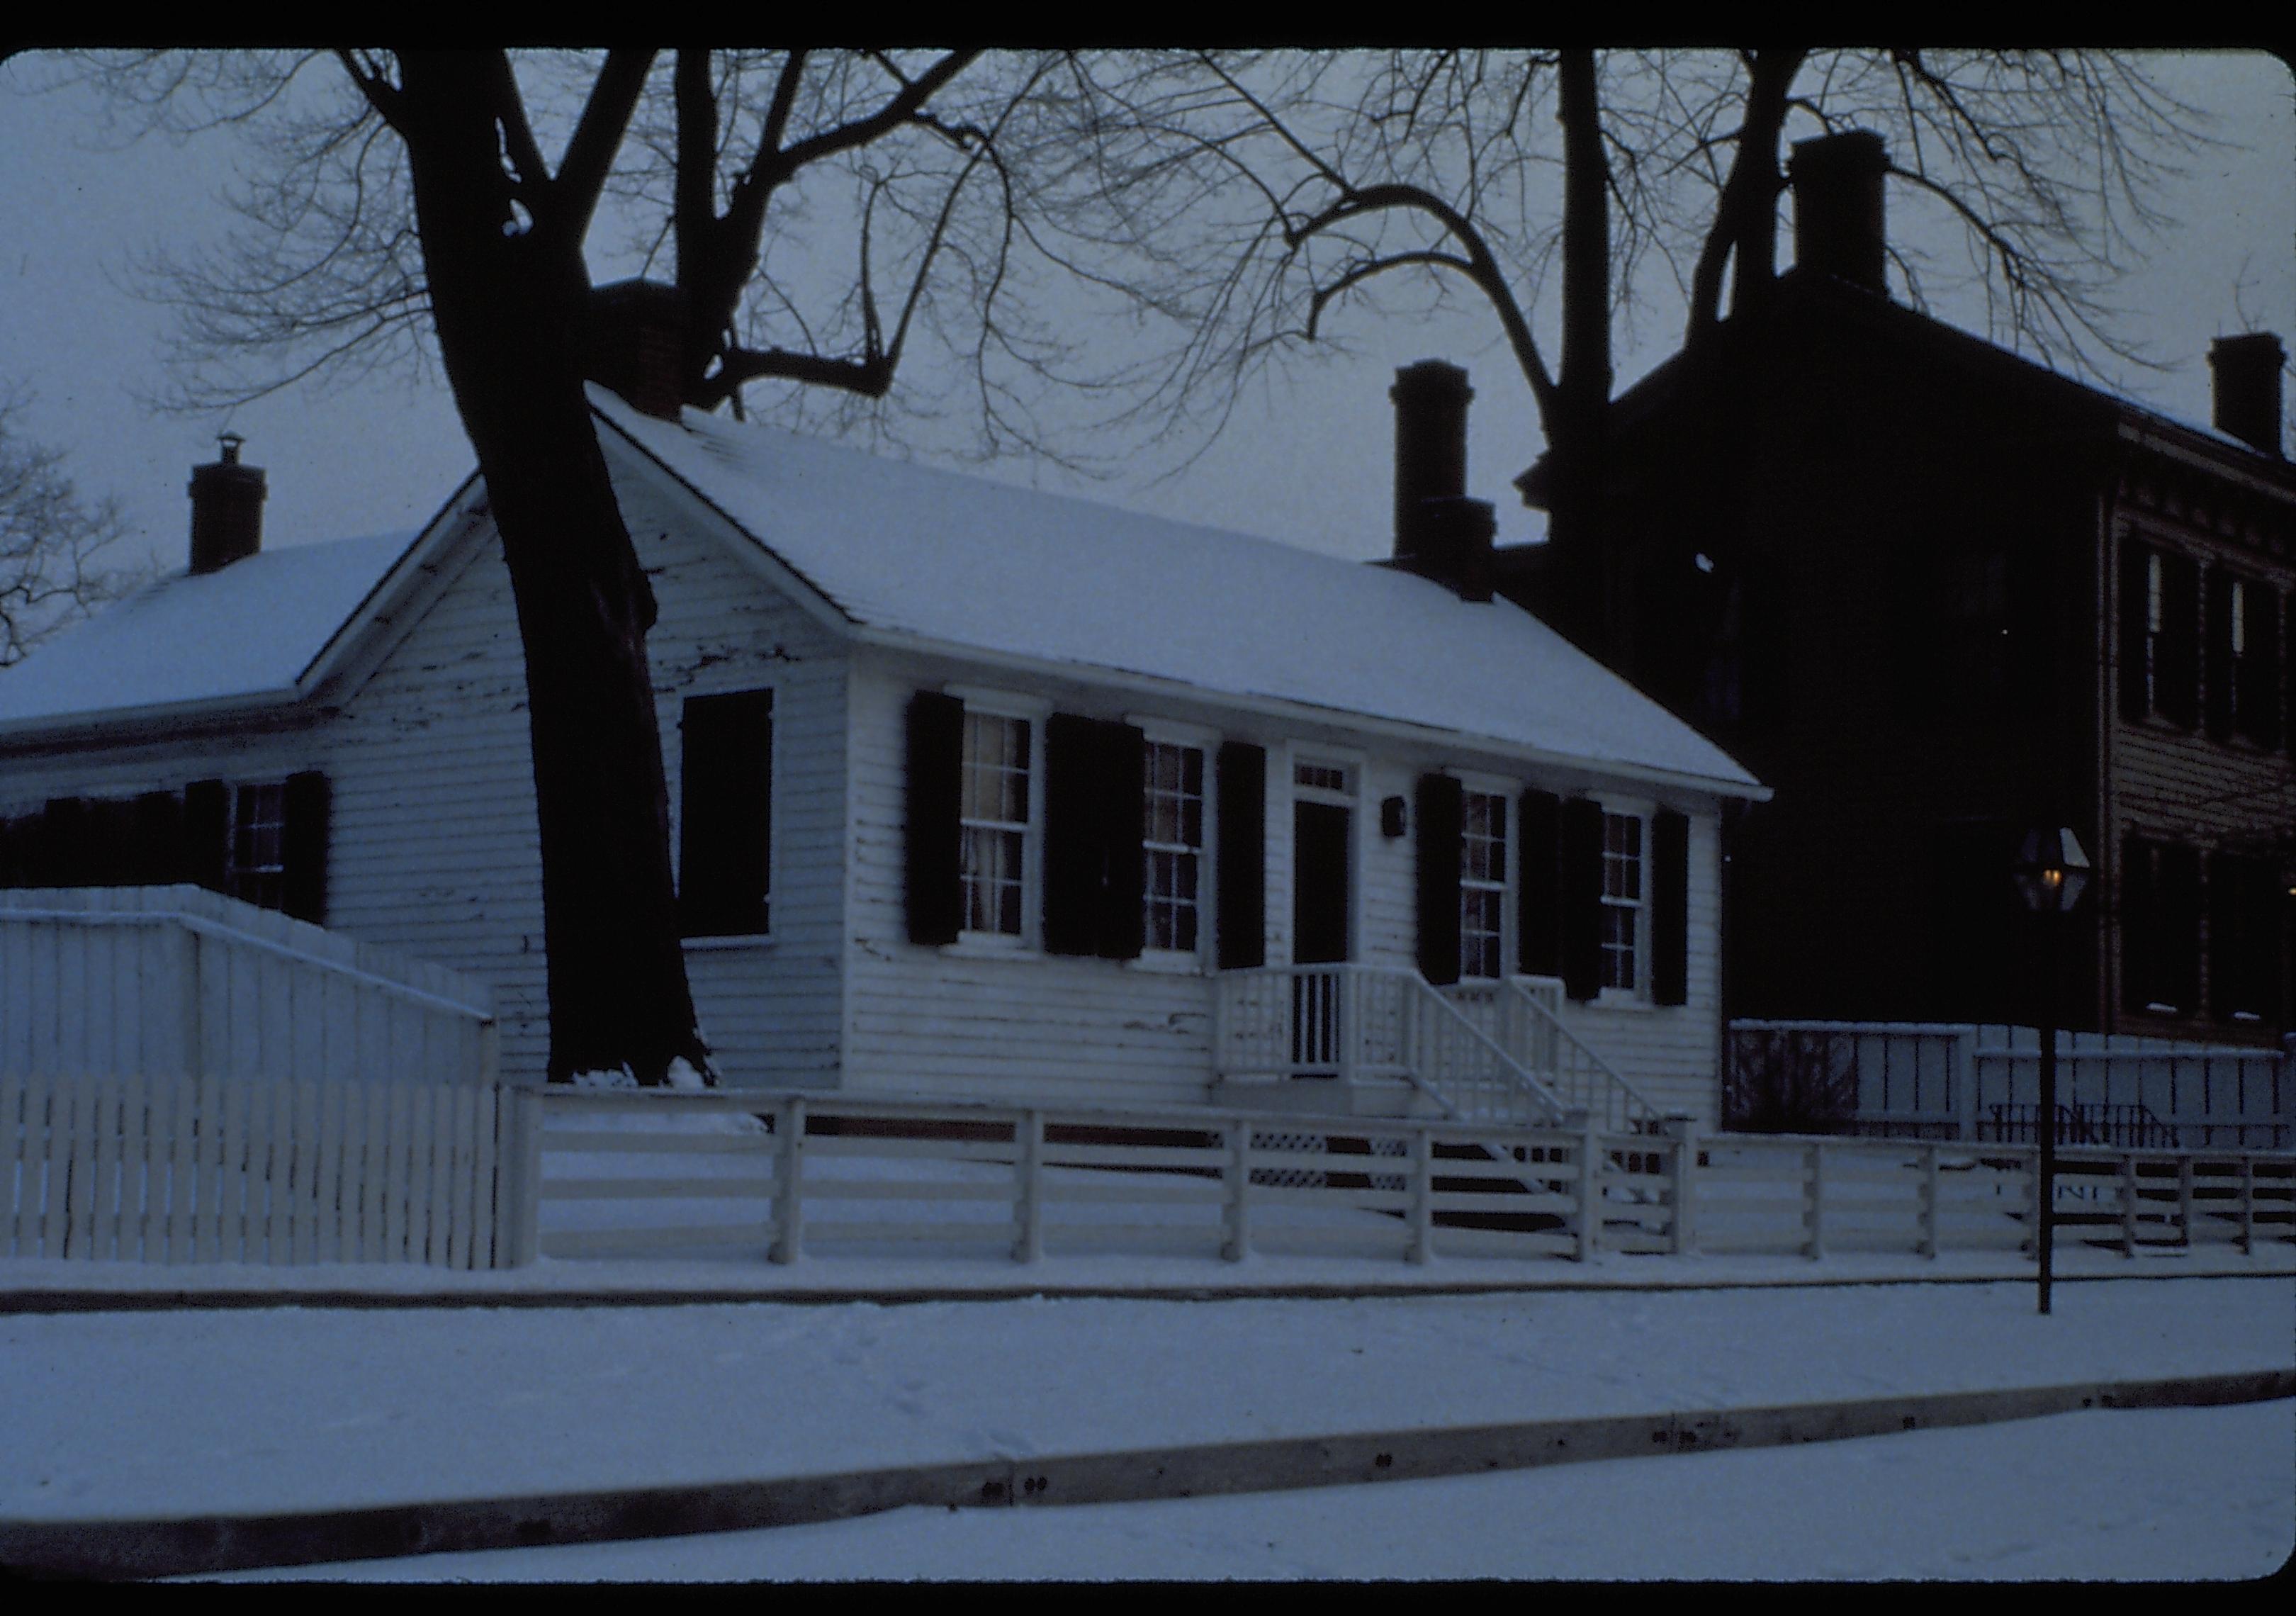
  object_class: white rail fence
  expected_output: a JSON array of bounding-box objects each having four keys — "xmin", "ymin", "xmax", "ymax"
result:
[
  {"xmin": 1726, "ymin": 1020, "xmax": 2292, "ymax": 1150},
  {"xmin": 522, "ymin": 1090, "xmax": 2296, "ymax": 1268},
  {"xmin": 0, "ymin": 885, "xmax": 498, "ymax": 1090},
  {"xmin": 2, "ymin": 1067, "xmax": 519, "ymax": 1269}
]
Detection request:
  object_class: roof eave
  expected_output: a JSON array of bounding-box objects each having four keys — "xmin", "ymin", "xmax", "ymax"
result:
[{"xmin": 848, "ymin": 622, "xmax": 1769, "ymax": 803}]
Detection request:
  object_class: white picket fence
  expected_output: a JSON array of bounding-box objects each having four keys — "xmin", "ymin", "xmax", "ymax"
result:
[
  {"xmin": 1726, "ymin": 1021, "xmax": 2292, "ymax": 1149},
  {"xmin": 0, "ymin": 885, "xmax": 498, "ymax": 1091},
  {"xmin": 2, "ymin": 1067, "xmax": 521, "ymax": 1269}
]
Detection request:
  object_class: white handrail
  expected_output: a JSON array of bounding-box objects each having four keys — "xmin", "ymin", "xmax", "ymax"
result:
[{"xmin": 1494, "ymin": 975, "xmax": 1665, "ymax": 1134}]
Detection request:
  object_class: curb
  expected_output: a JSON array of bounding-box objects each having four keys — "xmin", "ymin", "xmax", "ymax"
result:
[
  {"xmin": 6, "ymin": 1260, "xmax": 2292, "ymax": 1315},
  {"xmin": 3, "ymin": 1367, "xmax": 2288, "ymax": 1581}
]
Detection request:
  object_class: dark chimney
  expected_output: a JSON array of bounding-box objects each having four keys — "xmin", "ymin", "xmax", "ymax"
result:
[
  {"xmin": 1789, "ymin": 130, "xmax": 1889, "ymax": 296},
  {"xmin": 2208, "ymin": 332, "xmax": 2285, "ymax": 459},
  {"xmin": 1391, "ymin": 360, "xmax": 1496, "ymax": 602},
  {"xmin": 585, "ymin": 279, "xmax": 691, "ymax": 421},
  {"xmin": 188, "ymin": 433, "xmax": 266, "ymax": 575}
]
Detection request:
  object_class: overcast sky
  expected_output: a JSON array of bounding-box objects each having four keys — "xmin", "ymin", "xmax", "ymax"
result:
[{"xmin": 0, "ymin": 50, "xmax": 2287, "ymax": 580}]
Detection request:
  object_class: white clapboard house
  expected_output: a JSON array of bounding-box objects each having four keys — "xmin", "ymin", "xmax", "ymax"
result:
[{"xmin": 0, "ymin": 359, "xmax": 1763, "ymax": 1130}]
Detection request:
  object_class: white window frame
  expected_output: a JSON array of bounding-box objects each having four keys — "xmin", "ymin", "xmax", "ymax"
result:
[
  {"xmin": 1595, "ymin": 798, "xmax": 1651, "ymax": 1005},
  {"xmin": 1134, "ymin": 719, "xmax": 1218, "ymax": 971},
  {"xmin": 950, "ymin": 688, "xmax": 1047, "ymax": 952},
  {"xmin": 227, "ymin": 780, "xmax": 288, "ymax": 912},
  {"xmin": 1456, "ymin": 775, "xmax": 1513, "ymax": 982}
]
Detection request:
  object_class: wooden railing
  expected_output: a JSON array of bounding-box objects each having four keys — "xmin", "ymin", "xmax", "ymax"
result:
[
  {"xmin": 524, "ymin": 1090, "xmax": 2296, "ymax": 1268},
  {"xmin": 527, "ymin": 1089, "xmax": 1662, "ymax": 1265},
  {"xmin": 1212, "ymin": 964, "xmax": 1566, "ymax": 1123},
  {"xmin": 1441, "ymin": 975, "xmax": 1665, "ymax": 1135}
]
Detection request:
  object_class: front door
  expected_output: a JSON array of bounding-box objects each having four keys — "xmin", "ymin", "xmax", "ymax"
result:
[{"xmin": 1292, "ymin": 800, "xmax": 1351, "ymax": 1072}]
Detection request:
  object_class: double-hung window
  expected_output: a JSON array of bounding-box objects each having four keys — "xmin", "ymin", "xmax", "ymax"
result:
[
  {"xmin": 1142, "ymin": 740, "xmax": 1205, "ymax": 954},
  {"xmin": 960, "ymin": 709, "xmax": 1032, "ymax": 938},
  {"xmin": 1599, "ymin": 810, "xmax": 1644, "ymax": 994},
  {"xmin": 227, "ymin": 782, "xmax": 288, "ymax": 911},
  {"xmin": 1459, "ymin": 790, "xmax": 1507, "ymax": 980}
]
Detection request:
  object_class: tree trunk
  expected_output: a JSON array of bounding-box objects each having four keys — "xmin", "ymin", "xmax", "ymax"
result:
[
  {"xmin": 1545, "ymin": 48, "xmax": 1614, "ymax": 663},
  {"xmin": 397, "ymin": 56, "xmax": 709, "ymax": 1087}
]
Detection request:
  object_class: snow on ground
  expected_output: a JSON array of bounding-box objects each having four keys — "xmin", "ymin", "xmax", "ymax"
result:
[
  {"xmin": 2, "ymin": 1274, "xmax": 2288, "ymax": 1581},
  {"xmin": 205, "ymin": 1400, "xmax": 2294, "ymax": 1583}
]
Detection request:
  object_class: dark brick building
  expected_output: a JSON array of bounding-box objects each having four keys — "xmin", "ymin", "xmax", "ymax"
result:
[{"xmin": 1502, "ymin": 132, "xmax": 2295, "ymax": 1047}]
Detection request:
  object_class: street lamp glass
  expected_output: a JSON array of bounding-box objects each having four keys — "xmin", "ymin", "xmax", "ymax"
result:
[{"xmin": 2013, "ymin": 827, "xmax": 2090, "ymax": 914}]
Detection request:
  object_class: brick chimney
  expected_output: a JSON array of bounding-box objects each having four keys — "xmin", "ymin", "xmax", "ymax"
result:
[
  {"xmin": 2208, "ymin": 332, "xmax": 2285, "ymax": 459},
  {"xmin": 187, "ymin": 432, "xmax": 265, "ymax": 575},
  {"xmin": 585, "ymin": 279, "xmax": 690, "ymax": 421},
  {"xmin": 1789, "ymin": 130, "xmax": 1890, "ymax": 297},
  {"xmin": 1390, "ymin": 360, "xmax": 1496, "ymax": 602}
]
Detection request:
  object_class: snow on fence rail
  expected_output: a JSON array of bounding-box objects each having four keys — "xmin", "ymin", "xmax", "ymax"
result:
[
  {"xmin": 517, "ymin": 1090, "xmax": 2296, "ymax": 1267},
  {"xmin": 2, "ymin": 1067, "xmax": 517, "ymax": 1269},
  {"xmin": 0, "ymin": 885, "xmax": 498, "ymax": 1091},
  {"xmin": 1725, "ymin": 1021, "xmax": 2291, "ymax": 1150}
]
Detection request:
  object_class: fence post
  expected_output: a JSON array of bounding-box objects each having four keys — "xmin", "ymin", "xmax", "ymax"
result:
[
  {"xmin": 1408, "ymin": 1126, "xmax": 1434, "ymax": 1265},
  {"xmin": 771, "ymin": 1095, "xmax": 806, "ymax": 1264},
  {"xmin": 1920, "ymin": 1142, "xmax": 1940, "ymax": 1259},
  {"xmin": 2239, "ymin": 1155, "xmax": 2255, "ymax": 1255},
  {"xmin": 1573, "ymin": 1111, "xmax": 1599, "ymax": 1262},
  {"xmin": 2120, "ymin": 1151, "xmax": 2138, "ymax": 1257},
  {"xmin": 1223, "ymin": 1120, "xmax": 1251, "ymax": 1262},
  {"xmin": 1803, "ymin": 1140, "xmax": 1825, "ymax": 1260},
  {"xmin": 1013, "ymin": 1109, "xmax": 1045, "ymax": 1264},
  {"xmin": 1662, "ymin": 1114, "xmax": 1696, "ymax": 1255},
  {"xmin": 2023, "ymin": 1145, "xmax": 2042, "ymax": 1259},
  {"xmin": 2176, "ymin": 1153, "xmax": 2194, "ymax": 1248},
  {"xmin": 1954, "ymin": 1027, "xmax": 1980, "ymax": 1141},
  {"xmin": 495, "ymin": 1084, "xmax": 544, "ymax": 1269},
  {"xmin": 1339, "ymin": 970, "xmax": 1361, "ymax": 1089}
]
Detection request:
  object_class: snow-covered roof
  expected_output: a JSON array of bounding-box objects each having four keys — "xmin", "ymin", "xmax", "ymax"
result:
[
  {"xmin": 595, "ymin": 391, "xmax": 1762, "ymax": 795},
  {"xmin": 0, "ymin": 531, "xmax": 414, "ymax": 731}
]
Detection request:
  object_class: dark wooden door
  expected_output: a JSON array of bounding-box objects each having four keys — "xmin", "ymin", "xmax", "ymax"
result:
[{"xmin": 1293, "ymin": 801, "xmax": 1351, "ymax": 964}]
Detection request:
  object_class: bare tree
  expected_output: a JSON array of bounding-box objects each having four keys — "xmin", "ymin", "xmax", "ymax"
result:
[
  {"xmin": 0, "ymin": 396, "xmax": 140, "ymax": 667},
  {"xmin": 1052, "ymin": 50, "xmax": 2216, "ymax": 646},
  {"xmin": 59, "ymin": 49, "xmax": 1075, "ymax": 1087}
]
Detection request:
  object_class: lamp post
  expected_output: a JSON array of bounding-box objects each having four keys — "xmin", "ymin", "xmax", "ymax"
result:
[{"xmin": 2013, "ymin": 826, "xmax": 2090, "ymax": 1316}]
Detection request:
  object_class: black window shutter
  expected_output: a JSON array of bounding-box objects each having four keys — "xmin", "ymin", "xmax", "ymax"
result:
[
  {"xmin": 1652, "ymin": 808, "xmax": 1690, "ymax": 1006},
  {"xmin": 2117, "ymin": 539, "xmax": 2150, "ymax": 721},
  {"xmin": 679, "ymin": 691, "xmax": 772, "ymax": 938},
  {"xmin": 0, "ymin": 814, "xmax": 19, "ymax": 887},
  {"xmin": 1042, "ymin": 713, "xmax": 1102, "ymax": 957},
  {"xmin": 2120, "ymin": 834, "xmax": 2156, "ymax": 1014},
  {"xmin": 904, "ymin": 691, "xmax": 964, "ymax": 946},
  {"xmin": 281, "ymin": 770, "xmax": 332, "ymax": 925},
  {"xmin": 1215, "ymin": 741, "xmax": 1266, "ymax": 970},
  {"xmin": 132, "ymin": 791, "xmax": 184, "ymax": 886},
  {"xmin": 2204, "ymin": 569, "xmax": 2235, "ymax": 741},
  {"xmin": 2159, "ymin": 554, "xmax": 2200, "ymax": 727},
  {"xmin": 2287, "ymin": 590, "xmax": 2295, "ymax": 754},
  {"xmin": 1098, "ymin": 723, "xmax": 1147, "ymax": 961},
  {"xmin": 40, "ymin": 798, "xmax": 91, "ymax": 888},
  {"xmin": 1414, "ymin": 773, "xmax": 1464, "ymax": 985},
  {"xmin": 1518, "ymin": 790, "xmax": 1561, "ymax": 977},
  {"xmin": 182, "ymin": 780, "xmax": 230, "ymax": 893},
  {"xmin": 2159, "ymin": 842, "xmax": 2202, "ymax": 1014},
  {"xmin": 2242, "ymin": 583, "xmax": 2280, "ymax": 747},
  {"xmin": 1559, "ymin": 797, "xmax": 1605, "ymax": 1001}
]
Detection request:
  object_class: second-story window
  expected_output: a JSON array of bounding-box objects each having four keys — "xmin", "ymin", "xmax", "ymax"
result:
[{"xmin": 1459, "ymin": 790, "xmax": 1507, "ymax": 980}]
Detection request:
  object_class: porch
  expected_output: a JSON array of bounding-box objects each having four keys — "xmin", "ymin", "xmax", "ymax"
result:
[{"xmin": 1209, "ymin": 963, "xmax": 1666, "ymax": 1135}]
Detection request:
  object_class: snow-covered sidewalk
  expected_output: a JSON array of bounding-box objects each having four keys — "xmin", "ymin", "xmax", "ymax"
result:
[{"xmin": 2, "ymin": 1273, "xmax": 2287, "ymax": 1530}]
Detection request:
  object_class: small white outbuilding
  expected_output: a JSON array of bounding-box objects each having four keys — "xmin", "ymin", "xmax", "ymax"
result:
[{"xmin": 0, "ymin": 371, "xmax": 1763, "ymax": 1128}]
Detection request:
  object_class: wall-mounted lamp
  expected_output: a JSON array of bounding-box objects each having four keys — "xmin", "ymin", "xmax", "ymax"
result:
[{"xmin": 1380, "ymin": 797, "xmax": 1408, "ymax": 838}]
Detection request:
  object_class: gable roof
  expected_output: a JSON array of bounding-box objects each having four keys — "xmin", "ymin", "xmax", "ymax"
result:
[
  {"xmin": 0, "ymin": 529, "xmax": 417, "ymax": 734},
  {"xmin": 592, "ymin": 390, "xmax": 1760, "ymax": 795},
  {"xmin": 0, "ymin": 391, "xmax": 1762, "ymax": 797},
  {"xmin": 1516, "ymin": 269, "xmax": 2296, "ymax": 507}
]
